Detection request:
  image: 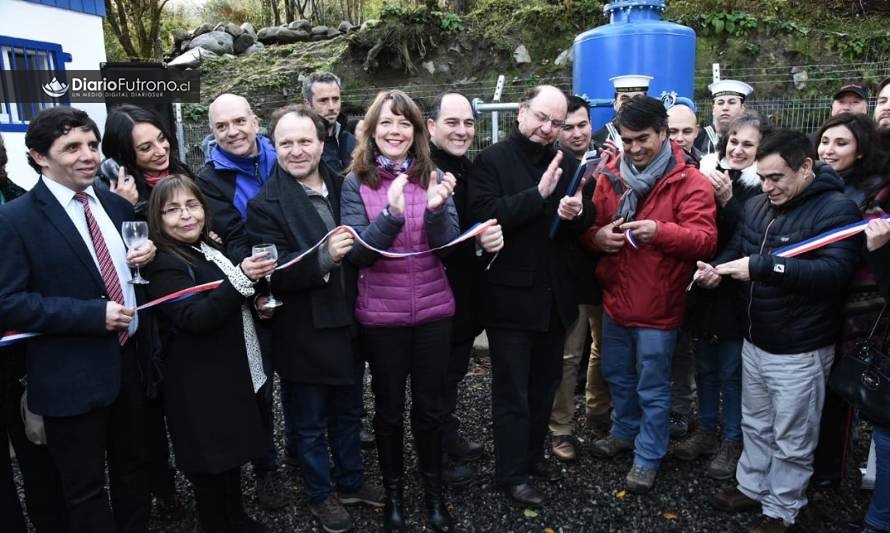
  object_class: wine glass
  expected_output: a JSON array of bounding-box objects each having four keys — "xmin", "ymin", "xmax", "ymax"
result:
[
  {"xmin": 121, "ymin": 221, "xmax": 150, "ymax": 285},
  {"xmin": 252, "ymin": 243, "xmax": 283, "ymax": 309}
]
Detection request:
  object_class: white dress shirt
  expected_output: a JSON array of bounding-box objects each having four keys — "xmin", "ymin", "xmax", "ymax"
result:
[{"xmin": 43, "ymin": 176, "xmax": 138, "ymax": 334}]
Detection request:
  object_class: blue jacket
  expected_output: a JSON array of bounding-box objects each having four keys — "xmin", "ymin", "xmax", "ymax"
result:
[{"xmin": 196, "ymin": 135, "xmax": 276, "ymax": 261}]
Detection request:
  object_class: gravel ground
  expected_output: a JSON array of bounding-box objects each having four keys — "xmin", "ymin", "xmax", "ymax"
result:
[{"xmin": 134, "ymin": 351, "xmax": 870, "ymax": 532}]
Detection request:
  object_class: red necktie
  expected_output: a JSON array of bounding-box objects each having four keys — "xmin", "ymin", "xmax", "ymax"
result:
[{"xmin": 75, "ymin": 192, "xmax": 129, "ymax": 346}]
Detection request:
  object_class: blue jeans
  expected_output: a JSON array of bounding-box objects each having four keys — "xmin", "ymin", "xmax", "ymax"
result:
[
  {"xmin": 866, "ymin": 424, "xmax": 890, "ymax": 531},
  {"xmin": 694, "ymin": 338, "xmax": 743, "ymax": 442},
  {"xmin": 280, "ymin": 371, "xmax": 364, "ymax": 504},
  {"xmin": 600, "ymin": 313, "xmax": 678, "ymax": 470}
]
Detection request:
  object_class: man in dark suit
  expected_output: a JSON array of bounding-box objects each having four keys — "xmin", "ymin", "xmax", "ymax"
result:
[
  {"xmin": 427, "ymin": 91, "xmax": 504, "ymax": 486},
  {"xmin": 0, "ymin": 107, "xmax": 156, "ymax": 532},
  {"xmin": 469, "ymin": 85, "xmax": 594, "ymax": 506},
  {"xmin": 246, "ymin": 105, "xmax": 382, "ymax": 533}
]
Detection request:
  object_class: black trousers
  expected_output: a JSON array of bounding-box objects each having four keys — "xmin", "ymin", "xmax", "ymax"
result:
[
  {"xmin": 487, "ymin": 313, "xmax": 565, "ymax": 487},
  {"xmin": 813, "ymin": 388, "xmax": 854, "ymax": 484},
  {"xmin": 186, "ymin": 468, "xmax": 246, "ymax": 533},
  {"xmin": 143, "ymin": 394, "xmax": 176, "ymax": 500},
  {"xmin": 364, "ymin": 319, "xmax": 452, "ymax": 476},
  {"xmin": 0, "ymin": 375, "xmax": 67, "ymax": 533},
  {"xmin": 43, "ymin": 341, "xmax": 150, "ymax": 533},
  {"xmin": 253, "ymin": 323, "xmax": 278, "ymax": 475},
  {"xmin": 442, "ymin": 336, "xmax": 476, "ymax": 446}
]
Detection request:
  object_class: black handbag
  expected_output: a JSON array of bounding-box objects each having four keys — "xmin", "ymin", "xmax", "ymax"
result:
[{"xmin": 829, "ymin": 304, "xmax": 890, "ymax": 427}]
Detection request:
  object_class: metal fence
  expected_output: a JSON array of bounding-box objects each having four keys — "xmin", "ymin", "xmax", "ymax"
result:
[{"xmin": 178, "ymin": 95, "xmax": 850, "ymax": 169}]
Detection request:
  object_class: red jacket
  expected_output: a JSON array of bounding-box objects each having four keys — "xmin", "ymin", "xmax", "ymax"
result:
[{"xmin": 582, "ymin": 142, "xmax": 718, "ymax": 329}]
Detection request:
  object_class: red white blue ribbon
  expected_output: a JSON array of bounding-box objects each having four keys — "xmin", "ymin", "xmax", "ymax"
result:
[
  {"xmin": 276, "ymin": 219, "xmax": 497, "ymax": 269},
  {"xmin": 0, "ymin": 331, "xmax": 40, "ymax": 348},
  {"xmin": 625, "ymin": 230, "xmax": 639, "ymax": 249},
  {"xmin": 2, "ymin": 220, "xmax": 497, "ymax": 347},
  {"xmin": 1, "ymin": 282, "xmax": 225, "ymax": 348},
  {"xmin": 772, "ymin": 214, "xmax": 890, "ymax": 258},
  {"xmin": 136, "ymin": 280, "xmax": 224, "ymax": 310}
]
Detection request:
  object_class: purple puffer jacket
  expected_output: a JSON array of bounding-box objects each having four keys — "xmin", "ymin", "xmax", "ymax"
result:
[{"xmin": 341, "ymin": 169, "xmax": 458, "ymax": 327}]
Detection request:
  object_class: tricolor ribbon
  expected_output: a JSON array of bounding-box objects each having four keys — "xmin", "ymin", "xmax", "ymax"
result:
[
  {"xmin": 136, "ymin": 280, "xmax": 224, "ymax": 310},
  {"xmin": 625, "ymin": 230, "xmax": 639, "ymax": 249},
  {"xmin": 0, "ymin": 331, "xmax": 40, "ymax": 348},
  {"xmin": 276, "ymin": 219, "xmax": 497, "ymax": 270},
  {"xmin": 772, "ymin": 214, "xmax": 890, "ymax": 258},
  {"xmin": 686, "ymin": 214, "xmax": 890, "ymax": 292},
  {"xmin": 2, "ymin": 220, "xmax": 498, "ymax": 348}
]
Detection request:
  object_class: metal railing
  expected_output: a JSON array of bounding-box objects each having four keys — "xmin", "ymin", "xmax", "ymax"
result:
[{"xmin": 177, "ymin": 96, "xmax": 851, "ymax": 170}]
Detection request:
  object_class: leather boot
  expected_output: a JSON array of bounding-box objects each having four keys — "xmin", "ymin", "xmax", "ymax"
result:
[
  {"xmin": 421, "ymin": 472, "xmax": 453, "ymax": 532},
  {"xmin": 376, "ymin": 429, "xmax": 406, "ymax": 532},
  {"xmin": 383, "ymin": 477, "xmax": 406, "ymax": 533}
]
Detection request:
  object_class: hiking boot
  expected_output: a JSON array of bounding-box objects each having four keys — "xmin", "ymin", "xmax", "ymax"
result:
[
  {"xmin": 674, "ymin": 430, "xmax": 718, "ymax": 461},
  {"xmin": 337, "ymin": 480, "xmax": 385, "ymax": 507},
  {"xmin": 669, "ymin": 412, "xmax": 690, "ymax": 439},
  {"xmin": 591, "ymin": 435, "xmax": 634, "ymax": 458},
  {"xmin": 625, "ymin": 464, "xmax": 657, "ymax": 494},
  {"xmin": 254, "ymin": 471, "xmax": 289, "ymax": 510},
  {"xmin": 445, "ymin": 434, "xmax": 483, "ymax": 462},
  {"xmin": 309, "ymin": 494, "xmax": 353, "ymax": 533},
  {"xmin": 707, "ymin": 440, "xmax": 742, "ymax": 480},
  {"xmin": 711, "ymin": 487, "xmax": 761, "ymax": 513},
  {"xmin": 749, "ymin": 515, "xmax": 788, "ymax": 533},
  {"xmin": 551, "ymin": 435, "xmax": 577, "ymax": 462},
  {"xmin": 442, "ymin": 454, "xmax": 474, "ymax": 488},
  {"xmin": 506, "ymin": 483, "xmax": 545, "ymax": 506}
]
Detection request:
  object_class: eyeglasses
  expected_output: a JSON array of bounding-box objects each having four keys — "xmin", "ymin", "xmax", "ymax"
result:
[
  {"xmin": 162, "ymin": 201, "xmax": 203, "ymax": 218},
  {"xmin": 526, "ymin": 107, "xmax": 565, "ymax": 129}
]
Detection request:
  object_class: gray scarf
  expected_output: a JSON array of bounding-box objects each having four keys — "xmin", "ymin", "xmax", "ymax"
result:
[{"xmin": 607, "ymin": 139, "xmax": 674, "ymax": 223}]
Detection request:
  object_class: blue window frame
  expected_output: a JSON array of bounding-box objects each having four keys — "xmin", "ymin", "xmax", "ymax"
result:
[
  {"xmin": 21, "ymin": 0, "xmax": 105, "ymax": 17},
  {"xmin": 0, "ymin": 36, "xmax": 72, "ymax": 132}
]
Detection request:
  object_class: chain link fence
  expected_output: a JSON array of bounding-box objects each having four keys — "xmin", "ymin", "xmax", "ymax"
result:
[{"xmin": 179, "ymin": 94, "xmax": 854, "ymax": 168}]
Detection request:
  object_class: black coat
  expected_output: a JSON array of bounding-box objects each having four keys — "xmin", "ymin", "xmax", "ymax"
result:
[
  {"xmin": 246, "ymin": 164, "xmax": 357, "ymax": 384},
  {"xmin": 196, "ymin": 163, "xmax": 254, "ymax": 262},
  {"xmin": 714, "ymin": 163, "xmax": 862, "ymax": 353},
  {"xmin": 144, "ymin": 249, "xmax": 265, "ymax": 474},
  {"xmin": 468, "ymin": 131, "xmax": 595, "ymax": 332},
  {"xmin": 687, "ymin": 169, "xmax": 763, "ymax": 341},
  {"xmin": 431, "ymin": 145, "xmax": 485, "ymax": 343}
]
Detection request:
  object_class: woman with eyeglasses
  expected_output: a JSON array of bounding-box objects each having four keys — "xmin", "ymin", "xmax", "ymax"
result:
[
  {"xmin": 143, "ymin": 175, "xmax": 275, "ymax": 533},
  {"xmin": 341, "ymin": 89, "xmax": 459, "ymax": 532},
  {"xmin": 97, "ymin": 104, "xmax": 197, "ymax": 515}
]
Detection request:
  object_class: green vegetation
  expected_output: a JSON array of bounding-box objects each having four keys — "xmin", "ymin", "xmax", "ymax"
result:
[
  {"xmin": 466, "ymin": 0, "xmax": 604, "ymax": 59},
  {"xmin": 185, "ymin": 0, "xmax": 890, "ymax": 112}
]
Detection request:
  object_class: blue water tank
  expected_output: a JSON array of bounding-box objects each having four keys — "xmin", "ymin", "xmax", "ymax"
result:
[{"xmin": 573, "ymin": 0, "xmax": 696, "ymax": 131}]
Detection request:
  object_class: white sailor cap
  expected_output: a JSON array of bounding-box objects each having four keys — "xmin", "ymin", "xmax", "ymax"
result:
[
  {"xmin": 708, "ymin": 79, "xmax": 753, "ymax": 100},
  {"xmin": 609, "ymin": 74, "xmax": 653, "ymax": 94}
]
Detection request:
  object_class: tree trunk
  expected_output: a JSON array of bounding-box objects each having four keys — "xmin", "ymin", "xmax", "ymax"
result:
[
  {"xmin": 271, "ymin": 0, "xmax": 281, "ymax": 26},
  {"xmin": 284, "ymin": 0, "xmax": 294, "ymax": 24}
]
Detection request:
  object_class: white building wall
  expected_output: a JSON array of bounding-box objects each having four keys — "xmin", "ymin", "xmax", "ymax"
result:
[{"xmin": 0, "ymin": 0, "xmax": 108, "ymax": 189}]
